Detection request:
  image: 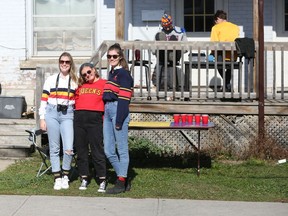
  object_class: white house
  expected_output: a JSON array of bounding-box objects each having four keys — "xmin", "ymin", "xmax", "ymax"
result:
[{"xmin": 0, "ymin": 0, "xmax": 287, "ymax": 110}]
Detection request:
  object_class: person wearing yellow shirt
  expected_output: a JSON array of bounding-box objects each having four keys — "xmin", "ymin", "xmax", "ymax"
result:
[{"xmin": 210, "ymin": 10, "xmax": 239, "ymax": 92}]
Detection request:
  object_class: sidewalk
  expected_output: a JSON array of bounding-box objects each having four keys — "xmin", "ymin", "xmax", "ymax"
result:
[
  {"xmin": 0, "ymin": 195, "xmax": 287, "ymax": 216},
  {"xmin": 0, "ymin": 158, "xmax": 16, "ymax": 172}
]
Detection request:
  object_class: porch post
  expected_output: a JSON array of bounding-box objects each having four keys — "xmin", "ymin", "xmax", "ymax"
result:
[
  {"xmin": 258, "ymin": 0, "xmax": 265, "ymax": 137},
  {"xmin": 253, "ymin": 0, "xmax": 258, "ymax": 93},
  {"xmin": 115, "ymin": 0, "xmax": 125, "ymax": 41}
]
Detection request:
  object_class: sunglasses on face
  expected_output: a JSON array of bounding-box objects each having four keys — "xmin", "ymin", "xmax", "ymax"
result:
[
  {"xmin": 59, "ymin": 60, "xmax": 71, "ymax": 65},
  {"xmin": 81, "ymin": 70, "xmax": 92, "ymax": 78},
  {"xmin": 107, "ymin": 54, "xmax": 119, "ymax": 59}
]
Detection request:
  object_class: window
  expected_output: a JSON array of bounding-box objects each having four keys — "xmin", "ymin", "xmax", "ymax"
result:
[
  {"xmin": 184, "ymin": 0, "xmax": 215, "ymax": 32},
  {"xmin": 33, "ymin": 0, "xmax": 95, "ymax": 56},
  {"xmin": 275, "ymin": 0, "xmax": 288, "ymax": 38}
]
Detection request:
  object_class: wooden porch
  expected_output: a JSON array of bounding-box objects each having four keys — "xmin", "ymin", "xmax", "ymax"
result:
[{"xmin": 86, "ymin": 40, "xmax": 288, "ymax": 116}]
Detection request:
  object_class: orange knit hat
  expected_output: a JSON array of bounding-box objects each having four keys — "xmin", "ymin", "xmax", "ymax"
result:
[{"xmin": 161, "ymin": 14, "xmax": 172, "ymax": 27}]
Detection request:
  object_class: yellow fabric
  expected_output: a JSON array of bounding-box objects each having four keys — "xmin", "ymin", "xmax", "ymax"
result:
[
  {"xmin": 210, "ymin": 21, "xmax": 239, "ymax": 42},
  {"xmin": 210, "ymin": 21, "xmax": 239, "ymax": 60},
  {"xmin": 129, "ymin": 121, "xmax": 170, "ymax": 127}
]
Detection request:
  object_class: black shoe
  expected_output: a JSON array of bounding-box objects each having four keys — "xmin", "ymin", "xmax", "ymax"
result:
[
  {"xmin": 106, "ymin": 179, "xmax": 125, "ymax": 194},
  {"xmin": 216, "ymin": 87, "xmax": 223, "ymax": 92},
  {"xmin": 216, "ymin": 87, "xmax": 231, "ymax": 92},
  {"xmin": 125, "ymin": 178, "xmax": 132, "ymax": 191},
  {"xmin": 225, "ymin": 87, "xmax": 231, "ymax": 92}
]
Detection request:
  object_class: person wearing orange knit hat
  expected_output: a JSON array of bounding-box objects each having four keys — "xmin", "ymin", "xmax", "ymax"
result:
[
  {"xmin": 159, "ymin": 13, "xmax": 187, "ymax": 41},
  {"xmin": 152, "ymin": 13, "xmax": 187, "ymax": 89}
]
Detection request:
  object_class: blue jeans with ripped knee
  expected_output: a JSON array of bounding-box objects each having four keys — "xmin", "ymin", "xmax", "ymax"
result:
[{"xmin": 45, "ymin": 104, "xmax": 74, "ymax": 173}]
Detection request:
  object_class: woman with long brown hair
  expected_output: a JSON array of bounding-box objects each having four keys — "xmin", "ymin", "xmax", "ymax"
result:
[{"xmin": 103, "ymin": 43, "xmax": 134, "ymax": 194}]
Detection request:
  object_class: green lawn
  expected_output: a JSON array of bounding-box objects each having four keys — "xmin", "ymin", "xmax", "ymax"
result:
[{"xmin": 0, "ymin": 154, "xmax": 287, "ymax": 202}]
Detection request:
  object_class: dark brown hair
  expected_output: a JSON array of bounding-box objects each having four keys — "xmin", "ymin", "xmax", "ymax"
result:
[
  {"xmin": 214, "ymin": 10, "xmax": 227, "ymax": 22},
  {"xmin": 77, "ymin": 62, "xmax": 99, "ymax": 86},
  {"xmin": 107, "ymin": 43, "xmax": 129, "ymax": 71}
]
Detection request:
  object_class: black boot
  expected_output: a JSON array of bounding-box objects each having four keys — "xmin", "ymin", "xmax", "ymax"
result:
[
  {"xmin": 125, "ymin": 177, "xmax": 132, "ymax": 191},
  {"xmin": 106, "ymin": 179, "xmax": 125, "ymax": 194}
]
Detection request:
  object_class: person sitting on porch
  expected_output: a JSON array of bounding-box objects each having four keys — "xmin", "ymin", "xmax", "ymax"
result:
[
  {"xmin": 152, "ymin": 13, "xmax": 187, "ymax": 89},
  {"xmin": 210, "ymin": 10, "xmax": 239, "ymax": 92}
]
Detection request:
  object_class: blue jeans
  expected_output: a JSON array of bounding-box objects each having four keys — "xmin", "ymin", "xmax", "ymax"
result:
[
  {"xmin": 103, "ymin": 101, "xmax": 130, "ymax": 178},
  {"xmin": 45, "ymin": 104, "xmax": 74, "ymax": 173}
]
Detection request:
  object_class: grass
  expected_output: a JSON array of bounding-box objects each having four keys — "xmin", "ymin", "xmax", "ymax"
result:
[{"xmin": 0, "ymin": 153, "xmax": 287, "ymax": 202}]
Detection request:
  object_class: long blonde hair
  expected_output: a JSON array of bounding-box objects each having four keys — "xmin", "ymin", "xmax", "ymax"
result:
[{"xmin": 58, "ymin": 52, "xmax": 77, "ymax": 83}]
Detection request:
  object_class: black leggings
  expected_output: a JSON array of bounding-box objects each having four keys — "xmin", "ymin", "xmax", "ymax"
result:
[
  {"xmin": 217, "ymin": 55, "xmax": 232, "ymax": 89},
  {"xmin": 74, "ymin": 110, "xmax": 106, "ymax": 178}
]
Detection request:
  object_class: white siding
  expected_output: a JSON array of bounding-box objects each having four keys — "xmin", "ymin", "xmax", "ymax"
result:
[
  {"xmin": 96, "ymin": 0, "xmax": 116, "ymax": 45},
  {"xmin": 0, "ymin": 2, "xmax": 35, "ymax": 108},
  {"xmin": 0, "ymin": 1, "xmax": 26, "ymax": 58}
]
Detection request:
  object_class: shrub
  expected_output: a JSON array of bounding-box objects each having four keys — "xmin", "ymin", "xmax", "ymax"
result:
[
  {"xmin": 128, "ymin": 136, "xmax": 172, "ymax": 157},
  {"xmin": 243, "ymin": 134, "xmax": 288, "ymax": 160}
]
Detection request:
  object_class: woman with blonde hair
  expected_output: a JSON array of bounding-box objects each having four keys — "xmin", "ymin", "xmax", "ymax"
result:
[{"xmin": 39, "ymin": 52, "xmax": 78, "ymax": 190}]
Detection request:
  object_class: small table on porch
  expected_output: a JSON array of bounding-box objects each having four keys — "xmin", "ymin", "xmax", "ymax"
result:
[{"xmin": 129, "ymin": 121, "xmax": 215, "ymax": 176}]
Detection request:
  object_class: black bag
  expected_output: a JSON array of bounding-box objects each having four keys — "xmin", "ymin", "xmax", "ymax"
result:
[{"xmin": 235, "ymin": 37, "xmax": 255, "ymax": 61}]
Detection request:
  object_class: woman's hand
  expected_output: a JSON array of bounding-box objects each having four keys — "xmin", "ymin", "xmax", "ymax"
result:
[
  {"xmin": 115, "ymin": 124, "xmax": 122, "ymax": 130},
  {"xmin": 40, "ymin": 119, "xmax": 47, "ymax": 131}
]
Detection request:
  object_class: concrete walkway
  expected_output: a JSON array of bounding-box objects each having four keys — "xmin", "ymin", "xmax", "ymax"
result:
[
  {"xmin": 0, "ymin": 195, "xmax": 287, "ymax": 216},
  {"xmin": 0, "ymin": 158, "xmax": 16, "ymax": 172}
]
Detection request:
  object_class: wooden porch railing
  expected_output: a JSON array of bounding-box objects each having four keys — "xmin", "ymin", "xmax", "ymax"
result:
[
  {"xmin": 90, "ymin": 40, "xmax": 287, "ymax": 101},
  {"xmin": 87, "ymin": 40, "xmax": 288, "ymax": 115}
]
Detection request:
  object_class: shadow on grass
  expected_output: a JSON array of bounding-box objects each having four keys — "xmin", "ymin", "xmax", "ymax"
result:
[
  {"xmin": 104, "ymin": 151, "xmax": 212, "ymax": 188},
  {"xmin": 129, "ymin": 151, "xmax": 212, "ymax": 169},
  {"xmin": 70, "ymin": 150, "xmax": 212, "ymax": 187}
]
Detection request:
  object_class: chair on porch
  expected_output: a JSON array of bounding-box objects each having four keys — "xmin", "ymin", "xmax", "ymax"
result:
[
  {"xmin": 155, "ymin": 32, "xmax": 181, "ymax": 91},
  {"xmin": 128, "ymin": 40, "xmax": 152, "ymax": 91}
]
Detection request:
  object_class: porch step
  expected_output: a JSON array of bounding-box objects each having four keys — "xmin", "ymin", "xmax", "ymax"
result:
[{"xmin": 0, "ymin": 119, "xmax": 36, "ymax": 158}]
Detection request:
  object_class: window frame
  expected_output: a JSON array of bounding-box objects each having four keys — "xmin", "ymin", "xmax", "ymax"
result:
[
  {"xmin": 28, "ymin": 0, "xmax": 96, "ymax": 57},
  {"xmin": 275, "ymin": 0, "xmax": 288, "ymax": 39},
  {"xmin": 175, "ymin": 0, "xmax": 225, "ymax": 38}
]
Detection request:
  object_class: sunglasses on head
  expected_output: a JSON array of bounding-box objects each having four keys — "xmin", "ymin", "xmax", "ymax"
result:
[
  {"xmin": 59, "ymin": 60, "xmax": 71, "ymax": 65},
  {"xmin": 81, "ymin": 70, "xmax": 92, "ymax": 78},
  {"xmin": 107, "ymin": 54, "xmax": 119, "ymax": 59}
]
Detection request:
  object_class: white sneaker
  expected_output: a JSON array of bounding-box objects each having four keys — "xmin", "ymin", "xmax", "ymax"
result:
[
  {"xmin": 61, "ymin": 175, "xmax": 69, "ymax": 189},
  {"xmin": 53, "ymin": 178, "xmax": 62, "ymax": 190},
  {"xmin": 98, "ymin": 180, "xmax": 107, "ymax": 193},
  {"xmin": 79, "ymin": 179, "xmax": 88, "ymax": 190}
]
